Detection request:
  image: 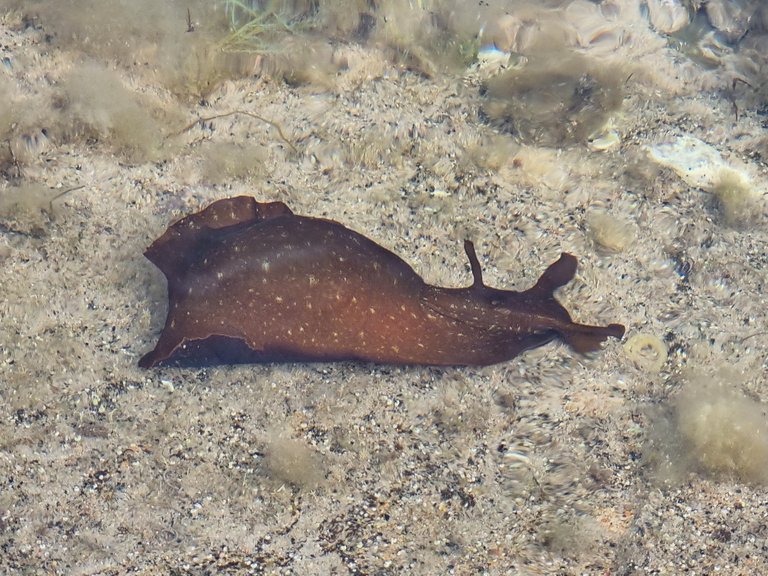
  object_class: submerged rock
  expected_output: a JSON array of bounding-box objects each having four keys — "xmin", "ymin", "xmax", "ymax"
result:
[
  {"xmin": 482, "ymin": 52, "xmax": 622, "ymax": 146},
  {"xmin": 706, "ymin": 0, "xmax": 761, "ymax": 42},
  {"xmin": 646, "ymin": 0, "xmax": 690, "ymax": 34}
]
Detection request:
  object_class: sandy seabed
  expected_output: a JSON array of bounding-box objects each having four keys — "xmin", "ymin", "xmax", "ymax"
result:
[{"xmin": 1, "ymin": 1, "xmax": 767, "ymax": 574}]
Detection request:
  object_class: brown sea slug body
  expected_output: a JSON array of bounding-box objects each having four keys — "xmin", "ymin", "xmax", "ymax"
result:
[{"xmin": 139, "ymin": 196, "xmax": 624, "ymax": 368}]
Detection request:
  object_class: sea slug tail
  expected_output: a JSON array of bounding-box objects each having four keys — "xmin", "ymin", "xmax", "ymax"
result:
[{"xmin": 563, "ymin": 322, "xmax": 626, "ymax": 354}]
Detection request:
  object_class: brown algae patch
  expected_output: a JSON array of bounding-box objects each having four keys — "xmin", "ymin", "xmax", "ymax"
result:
[
  {"xmin": 587, "ymin": 212, "xmax": 637, "ymax": 253},
  {"xmin": 647, "ymin": 369, "xmax": 768, "ymax": 485}
]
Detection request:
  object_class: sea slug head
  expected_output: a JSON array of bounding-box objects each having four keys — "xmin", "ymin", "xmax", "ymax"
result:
[{"xmin": 144, "ymin": 196, "xmax": 293, "ymax": 280}]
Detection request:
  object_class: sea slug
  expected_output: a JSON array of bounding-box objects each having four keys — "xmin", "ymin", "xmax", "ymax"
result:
[{"xmin": 139, "ymin": 196, "xmax": 625, "ymax": 367}]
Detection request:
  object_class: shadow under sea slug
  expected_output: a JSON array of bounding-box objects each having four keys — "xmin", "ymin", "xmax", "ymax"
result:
[{"xmin": 139, "ymin": 196, "xmax": 625, "ymax": 368}]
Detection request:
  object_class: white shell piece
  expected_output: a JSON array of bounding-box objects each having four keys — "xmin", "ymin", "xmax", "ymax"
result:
[
  {"xmin": 647, "ymin": 135, "xmax": 731, "ymax": 189},
  {"xmin": 588, "ymin": 130, "xmax": 621, "ymax": 151},
  {"xmin": 477, "ymin": 46, "xmax": 511, "ymax": 69}
]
